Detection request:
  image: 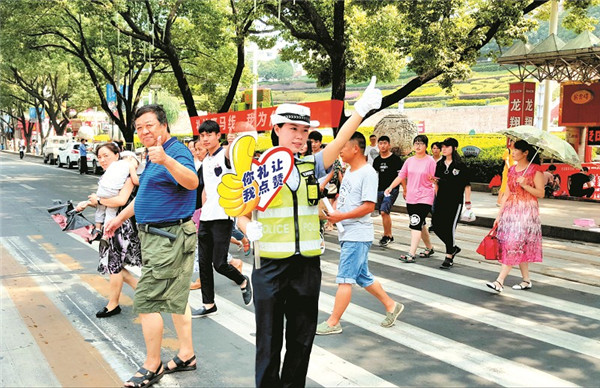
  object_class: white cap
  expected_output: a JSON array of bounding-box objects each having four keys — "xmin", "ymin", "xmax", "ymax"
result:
[{"xmin": 271, "ymin": 104, "xmax": 320, "ymax": 128}]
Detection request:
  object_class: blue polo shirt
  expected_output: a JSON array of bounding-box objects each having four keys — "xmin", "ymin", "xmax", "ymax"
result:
[
  {"xmin": 134, "ymin": 137, "xmax": 196, "ymax": 224},
  {"xmin": 79, "ymin": 143, "xmax": 87, "ymax": 157}
]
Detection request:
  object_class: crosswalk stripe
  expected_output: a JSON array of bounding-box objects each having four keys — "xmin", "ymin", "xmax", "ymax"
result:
[
  {"xmin": 0, "ymin": 283, "xmax": 62, "ymax": 387},
  {"xmin": 317, "ymin": 293, "xmax": 578, "ymax": 387},
  {"xmin": 319, "ymin": 259, "xmax": 600, "ymax": 360},
  {"xmin": 187, "ymin": 293, "xmax": 396, "ymax": 387},
  {"xmin": 368, "ymin": 227, "xmax": 600, "ymax": 294},
  {"xmin": 326, "ymin": 243, "xmax": 600, "ymax": 321},
  {"xmin": 0, "ymin": 237, "xmax": 168, "ymax": 384},
  {"xmin": 53, "ymin": 234, "xmax": 394, "ymax": 386},
  {"xmin": 58, "ymin": 232, "xmax": 593, "ymax": 386}
]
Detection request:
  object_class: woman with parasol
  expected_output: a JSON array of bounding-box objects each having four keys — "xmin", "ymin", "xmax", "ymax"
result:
[
  {"xmin": 486, "ymin": 139, "xmax": 545, "ymax": 292},
  {"xmin": 76, "ymin": 142, "xmax": 142, "ymax": 317}
]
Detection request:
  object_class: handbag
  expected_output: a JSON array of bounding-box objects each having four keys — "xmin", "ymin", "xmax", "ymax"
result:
[{"xmin": 476, "ymin": 225, "xmax": 499, "ymax": 260}]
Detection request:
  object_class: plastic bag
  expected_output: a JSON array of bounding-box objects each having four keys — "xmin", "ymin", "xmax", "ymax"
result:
[{"xmin": 460, "ymin": 208, "xmax": 476, "ymax": 222}]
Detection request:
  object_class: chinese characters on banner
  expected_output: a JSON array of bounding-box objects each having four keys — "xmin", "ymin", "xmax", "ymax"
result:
[
  {"xmin": 190, "ymin": 100, "xmax": 344, "ymax": 134},
  {"xmin": 507, "ymin": 82, "xmax": 536, "ymax": 128},
  {"xmin": 218, "ymin": 134, "xmax": 294, "ymax": 217},
  {"xmin": 244, "ymin": 147, "xmax": 294, "ymax": 211}
]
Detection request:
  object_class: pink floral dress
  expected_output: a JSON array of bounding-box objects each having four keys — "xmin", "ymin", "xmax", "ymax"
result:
[{"xmin": 496, "ymin": 165, "xmax": 543, "ymax": 265}]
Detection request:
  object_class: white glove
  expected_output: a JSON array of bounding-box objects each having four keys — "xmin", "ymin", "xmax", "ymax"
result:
[
  {"xmin": 246, "ymin": 221, "xmax": 263, "ymax": 242},
  {"xmin": 354, "ymin": 76, "xmax": 382, "ymax": 117}
]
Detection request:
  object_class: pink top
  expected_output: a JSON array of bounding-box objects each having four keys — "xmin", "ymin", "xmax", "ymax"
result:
[{"xmin": 398, "ymin": 155, "xmax": 436, "ymax": 205}]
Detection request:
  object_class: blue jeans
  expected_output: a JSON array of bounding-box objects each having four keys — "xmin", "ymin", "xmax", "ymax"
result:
[{"xmin": 337, "ymin": 241, "xmax": 374, "ymax": 287}]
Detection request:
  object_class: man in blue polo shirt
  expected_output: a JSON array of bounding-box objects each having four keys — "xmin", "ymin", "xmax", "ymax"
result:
[
  {"xmin": 105, "ymin": 104, "xmax": 199, "ymax": 388},
  {"xmin": 79, "ymin": 138, "xmax": 88, "ymax": 174}
]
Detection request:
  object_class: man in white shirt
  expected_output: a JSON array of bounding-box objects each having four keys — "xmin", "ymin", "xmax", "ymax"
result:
[
  {"xmin": 192, "ymin": 120, "xmax": 252, "ymax": 318},
  {"xmin": 364, "ymin": 134, "xmax": 379, "ymax": 165}
]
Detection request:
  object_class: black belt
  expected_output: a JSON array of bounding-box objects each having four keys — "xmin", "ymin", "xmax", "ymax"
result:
[{"xmin": 137, "ymin": 217, "xmax": 191, "ymax": 233}]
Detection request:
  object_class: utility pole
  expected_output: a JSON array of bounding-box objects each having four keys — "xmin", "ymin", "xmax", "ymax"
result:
[{"xmin": 542, "ymin": 0, "xmax": 559, "ymax": 131}]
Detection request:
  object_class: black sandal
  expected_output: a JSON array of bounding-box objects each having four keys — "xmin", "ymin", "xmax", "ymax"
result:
[
  {"xmin": 164, "ymin": 354, "xmax": 197, "ymax": 374},
  {"xmin": 124, "ymin": 364, "xmax": 164, "ymax": 387},
  {"xmin": 399, "ymin": 254, "xmax": 416, "ymax": 263},
  {"xmin": 418, "ymin": 248, "xmax": 435, "ymax": 258}
]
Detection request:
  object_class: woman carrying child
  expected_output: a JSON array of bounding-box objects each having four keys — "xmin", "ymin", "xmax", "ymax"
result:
[{"xmin": 76, "ymin": 143, "xmax": 142, "ymax": 318}]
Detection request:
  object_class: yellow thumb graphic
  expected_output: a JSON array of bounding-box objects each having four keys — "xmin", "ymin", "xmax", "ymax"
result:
[{"xmin": 218, "ymin": 135, "xmax": 260, "ymax": 217}]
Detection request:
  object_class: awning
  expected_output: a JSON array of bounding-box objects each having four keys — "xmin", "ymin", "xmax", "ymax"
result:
[{"xmin": 497, "ymin": 31, "xmax": 600, "ymax": 83}]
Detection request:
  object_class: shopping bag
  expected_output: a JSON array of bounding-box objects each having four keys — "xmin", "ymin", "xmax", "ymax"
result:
[
  {"xmin": 476, "ymin": 226, "xmax": 498, "ymax": 260},
  {"xmin": 460, "ymin": 208, "xmax": 476, "ymax": 222}
]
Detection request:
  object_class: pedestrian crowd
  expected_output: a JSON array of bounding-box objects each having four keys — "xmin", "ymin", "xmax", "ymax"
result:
[{"xmin": 63, "ymin": 79, "xmax": 549, "ymax": 388}]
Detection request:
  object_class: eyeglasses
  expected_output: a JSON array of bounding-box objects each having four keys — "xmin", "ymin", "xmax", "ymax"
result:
[{"xmin": 413, "ymin": 142, "xmax": 425, "ymax": 146}]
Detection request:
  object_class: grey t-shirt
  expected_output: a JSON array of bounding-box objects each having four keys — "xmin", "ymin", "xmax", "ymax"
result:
[{"xmin": 336, "ymin": 164, "xmax": 377, "ymax": 242}]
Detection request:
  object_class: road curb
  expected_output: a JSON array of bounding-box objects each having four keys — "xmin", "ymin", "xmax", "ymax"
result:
[{"xmin": 390, "ymin": 204, "xmax": 600, "ymax": 244}]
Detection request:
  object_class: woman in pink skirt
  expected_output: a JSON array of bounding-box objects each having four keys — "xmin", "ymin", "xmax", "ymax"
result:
[{"xmin": 486, "ymin": 140, "xmax": 544, "ymax": 292}]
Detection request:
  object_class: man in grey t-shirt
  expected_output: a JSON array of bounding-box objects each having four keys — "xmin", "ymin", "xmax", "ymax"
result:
[{"xmin": 316, "ymin": 132, "xmax": 404, "ymax": 335}]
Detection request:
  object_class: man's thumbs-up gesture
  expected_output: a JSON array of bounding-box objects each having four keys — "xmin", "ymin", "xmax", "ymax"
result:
[{"xmin": 148, "ymin": 135, "xmax": 168, "ymax": 165}]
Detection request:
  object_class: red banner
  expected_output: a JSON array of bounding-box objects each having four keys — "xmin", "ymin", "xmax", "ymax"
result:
[
  {"xmin": 560, "ymin": 82, "xmax": 600, "ymax": 126},
  {"xmin": 542, "ymin": 162, "xmax": 600, "ymax": 200},
  {"xmin": 190, "ymin": 100, "xmax": 345, "ymax": 135},
  {"xmin": 507, "ymin": 82, "xmax": 536, "ymax": 128}
]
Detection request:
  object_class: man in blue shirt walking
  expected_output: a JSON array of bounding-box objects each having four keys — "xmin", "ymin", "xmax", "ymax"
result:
[{"xmin": 105, "ymin": 105, "xmax": 199, "ymax": 387}]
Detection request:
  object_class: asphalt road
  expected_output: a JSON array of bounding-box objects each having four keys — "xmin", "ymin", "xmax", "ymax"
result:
[{"xmin": 1, "ymin": 152, "xmax": 599, "ymax": 387}]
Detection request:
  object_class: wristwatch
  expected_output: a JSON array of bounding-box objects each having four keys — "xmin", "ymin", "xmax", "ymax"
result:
[{"xmin": 97, "ymin": 197, "xmax": 102, "ymax": 206}]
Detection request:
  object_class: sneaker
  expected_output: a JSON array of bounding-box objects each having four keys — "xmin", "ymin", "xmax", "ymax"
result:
[
  {"xmin": 440, "ymin": 257, "xmax": 453, "ymax": 269},
  {"xmin": 379, "ymin": 236, "xmax": 391, "ymax": 247},
  {"xmin": 191, "ymin": 305, "xmax": 217, "ymax": 318},
  {"xmin": 381, "ymin": 302, "xmax": 404, "ymax": 328},
  {"xmin": 316, "ymin": 321, "xmax": 342, "ymax": 335},
  {"xmin": 241, "ymin": 275, "xmax": 253, "ymax": 306}
]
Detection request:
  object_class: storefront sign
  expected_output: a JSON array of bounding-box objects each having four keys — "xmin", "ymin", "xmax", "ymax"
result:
[
  {"xmin": 571, "ymin": 89, "xmax": 594, "ymax": 105},
  {"xmin": 507, "ymin": 82, "xmax": 536, "ymax": 128},
  {"xmin": 560, "ymin": 82, "xmax": 600, "ymax": 126},
  {"xmin": 190, "ymin": 100, "xmax": 344, "ymax": 135},
  {"xmin": 588, "ymin": 127, "xmax": 600, "ymax": 146}
]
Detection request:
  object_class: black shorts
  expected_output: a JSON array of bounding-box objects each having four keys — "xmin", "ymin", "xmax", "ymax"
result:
[{"xmin": 406, "ymin": 203, "xmax": 431, "ymax": 231}]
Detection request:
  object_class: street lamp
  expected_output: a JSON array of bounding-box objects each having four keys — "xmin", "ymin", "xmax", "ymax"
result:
[{"xmin": 149, "ymin": 84, "xmax": 162, "ymax": 105}]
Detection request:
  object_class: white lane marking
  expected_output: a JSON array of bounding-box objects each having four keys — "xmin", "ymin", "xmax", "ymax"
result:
[
  {"xmin": 368, "ymin": 227, "xmax": 600, "ymax": 295},
  {"xmin": 318, "ymin": 293, "xmax": 578, "ymax": 388},
  {"xmin": 19, "ymin": 184, "xmax": 35, "ymax": 190},
  {"xmin": 187, "ymin": 294, "xmax": 395, "ymax": 387},
  {"xmin": 326, "ymin": 243, "xmax": 600, "ymax": 321},
  {"xmin": 0, "ymin": 283, "xmax": 62, "ymax": 387},
  {"xmin": 66, "ymin": 233, "xmax": 585, "ymax": 385},
  {"xmin": 0, "ymin": 236, "xmax": 182, "ymax": 386},
  {"xmin": 319, "ymin": 259, "xmax": 600, "ymax": 360},
  {"xmin": 67, "ymin": 233, "xmax": 393, "ymax": 386}
]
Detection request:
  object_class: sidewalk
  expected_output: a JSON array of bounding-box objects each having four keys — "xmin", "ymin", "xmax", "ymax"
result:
[{"xmin": 391, "ymin": 190, "xmax": 600, "ymax": 243}]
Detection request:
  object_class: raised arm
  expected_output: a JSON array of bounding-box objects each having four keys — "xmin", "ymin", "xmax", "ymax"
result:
[{"xmin": 322, "ymin": 77, "xmax": 382, "ymax": 169}]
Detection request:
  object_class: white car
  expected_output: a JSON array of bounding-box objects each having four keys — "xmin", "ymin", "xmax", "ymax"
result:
[
  {"xmin": 84, "ymin": 143, "xmax": 103, "ymax": 174},
  {"xmin": 42, "ymin": 136, "xmax": 69, "ymax": 165},
  {"xmin": 56, "ymin": 142, "xmax": 80, "ymax": 169}
]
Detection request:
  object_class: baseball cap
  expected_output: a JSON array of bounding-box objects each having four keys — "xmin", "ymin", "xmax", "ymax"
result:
[
  {"xmin": 271, "ymin": 104, "xmax": 320, "ymax": 128},
  {"xmin": 442, "ymin": 137, "xmax": 459, "ymax": 148}
]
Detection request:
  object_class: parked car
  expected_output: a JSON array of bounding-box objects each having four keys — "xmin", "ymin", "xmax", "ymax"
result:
[
  {"xmin": 42, "ymin": 136, "xmax": 69, "ymax": 165},
  {"xmin": 80, "ymin": 143, "xmax": 103, "ymax": 174},
  {"xmin": 56, "ymin": 142, "xmax": 80, "ymax": 169}
]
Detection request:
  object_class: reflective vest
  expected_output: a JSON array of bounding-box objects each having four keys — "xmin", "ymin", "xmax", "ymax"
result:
[{"xmin": 257, "ymin": 158, "xmax": 321, "ymax": 259}]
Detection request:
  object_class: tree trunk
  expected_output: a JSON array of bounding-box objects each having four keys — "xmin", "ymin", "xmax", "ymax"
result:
[
  {"xmin": 165, "ymin": 45, "xmax": 198, "ymax": 118},
  {"xmin": 219, "ymin": 41, "xmax": 245, "ymax": 114}
]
